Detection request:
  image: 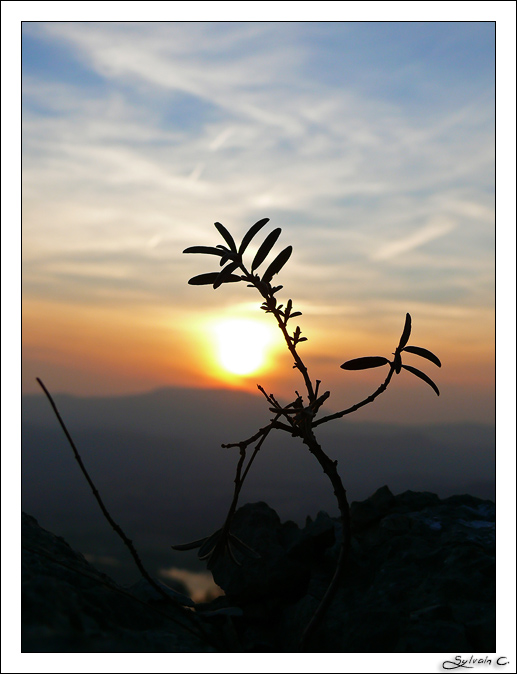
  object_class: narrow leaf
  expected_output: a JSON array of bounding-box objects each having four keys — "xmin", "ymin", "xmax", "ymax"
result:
[
  {"xmin": 262, "ymin": 245, "xmax": 293, "ymax": 284},
  {"xmin": 403, "ymin": 345, "xmax": 441, "ymax": 367},
  {"xmin": 398, "ymin": 313, "xmax": 412, "ymax": 350},
  {"xmin": 171, "ymin": 537, "xmax": 207, "ymax": 551},
  {"xmin": 341, "ymin": 356, "xmax": 389, "ymax": 371},
  {"xmin": 229, "ymin": 533, "xmax": 261, "ymax": 559},
  {"xmin": 198, "ymin": 529, "xmax": 223, "ymax": 558},
  {"xmin": 225, "ymin": 540, "xmax": 243, "ymax": 566},
  {"xmin": 238, "ymin": 218, "xmax": 270, "ymax": 255},
  {"xmin": 221, "ymin": 274, "xmax": 242, "ymax": 285},
  {"xmin": 214, "ymin": 222, "xmax": 237, "ymax": 252},
  {"xmin": 183, "ymin": 246, "xmax": 225, "ymax": 257},
  {"xmin": 188, "ymin": 273, "xmax": 221, "ymax": 285},
  {"xmin": 200, "ymin": 607, "xmax": 244, "ymax": 618},
  {"xmin": 251, "ymin": 228, "xmax": 281, "ymax": 272},
  {"xmin": 213, "ymin": 261, "xmax": 240, "ymax": 289},
  {"xmin": 220, "ymin": 253, "xmax": 233, "ymax": 266},
  {"xmin": 188, "ymin": 272, "xmax": 241, "ymax": 286},
  {"xmin": 199, "ymin": 546, "xmax": 218, "ymax": 562},
  {"xmin": 401, "ymin": 364, "xmax": 440, "ymax": 396}
]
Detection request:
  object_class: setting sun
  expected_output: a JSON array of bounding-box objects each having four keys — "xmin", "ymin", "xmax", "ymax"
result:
[{"xmin": 213, "ymin": 319, "xmax": 276, "ymax": 376}]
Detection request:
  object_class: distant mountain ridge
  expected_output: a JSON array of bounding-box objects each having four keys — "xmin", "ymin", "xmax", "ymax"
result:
[
  {"xmin": 22, "ymin": 386, "xmax": 265, "ymax": 439},
  {"xmin": 22, "ymin": 386, "xmax": 494, "ymax": 584}
]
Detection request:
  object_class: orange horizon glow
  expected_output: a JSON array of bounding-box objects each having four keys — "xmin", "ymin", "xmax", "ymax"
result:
[{"xmin": 22, "ymin": 294, "xmax": 495, "ymax": 425}]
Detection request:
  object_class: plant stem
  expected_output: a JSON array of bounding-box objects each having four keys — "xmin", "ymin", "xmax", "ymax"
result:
[
  {"xmin": 221, "ymin": 417, "xmax": 278, "ymax": 534},
  {"xmin": 35, "ymin": 378, "xmax": 208, "ymax": 634},
  {"xmin": 312, "ymin": 365, "xmax": 395, "ymax": 428},
  {"xmin": 298, "ymin": 429, "xmax": 351, "ymax": 651},
  {"xmin": 261, "ymin": 294, "xmax": 351, "ymax": 649},
  {"xmin": 240, "ymin": 266, "xmax": 315, "ymax": 401},
  {"xmin": 274, "ymin": 314, "xmax": 315, "ymax": 402},
  {"xmin": 231, "ymin": 268, "xmax": 395, "ymax": 649}
]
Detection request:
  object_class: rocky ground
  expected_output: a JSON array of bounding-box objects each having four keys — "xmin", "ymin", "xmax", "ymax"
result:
[{"xmin": 22, "ymin": 486, "xmax": 495, "ymax": 652}]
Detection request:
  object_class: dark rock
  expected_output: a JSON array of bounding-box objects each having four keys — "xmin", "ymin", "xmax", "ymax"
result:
[
  {"xmin": 396, "ymin": 620, "xmax": 470, "ymax": 652},
  {"xmin": 410, "ymin": 604, "xmax": 453, "ymax": 621},
  {"xmin": 209, "ymin": 501, "xmax": 311, "ymax": 603},
  {"xmin": 369, "ymin": 484, "xmax": 397, "ymax": 511},
  {"xmin": 22, "ymin": 485, "xmax": 496, "ymax": 652},
  {"xmin": 350, "ymin": 484, "xmax": 395, "ymax": 532},
  {"xmin": 288, "ymin": 510, "xmax": 335, "ymax": 563},
  {"xmin": 21, "ymin": 513, "xmax": 216, "ymax": 652},
  {"xmin": 393, "ymin": 490, "xmax": 441, "ymax": 511}
]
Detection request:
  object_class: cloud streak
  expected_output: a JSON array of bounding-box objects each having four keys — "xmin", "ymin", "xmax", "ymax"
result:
[
  {"xmin": 371, "ymin": 217, "xmax": 457, "ymax": 261},
  {"xmin": 21, "ymin": 21, "xmax": 494, "ymax": 400}
]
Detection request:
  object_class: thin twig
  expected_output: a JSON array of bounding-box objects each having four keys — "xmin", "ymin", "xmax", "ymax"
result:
[
  {"xmin": 22, "ymin": 542, "xmax": 215, "ymax": 647},
  {"xmin": 239, "ymin": 419, "xmax": 277, "ymax": 485},
  {"xmin": 221, "ymin": 413, "xmax": 281, "ymax": 531},
  {"xmin": 273, "ymin": 308, "xmax": 315, "ymax": 402},
  {"xmin": 311, "ymin": 366, "xmax": 395, "ymax": 428},
  {"xmin": 35, "ymin": 377, "xmax": 213, "ymax": 645},
  {"xmin": 222, "ymin": 422, "xmax": 274, "ymax": 449}
]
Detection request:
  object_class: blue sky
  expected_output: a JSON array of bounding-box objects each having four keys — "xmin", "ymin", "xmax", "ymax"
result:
[
  {"xmin": 22, "ymin": 21, "xmax": 494, "ymax": 315},
  {"xmin": 14, "ymin": 17, "xmax": 506, "ymax": 429}
]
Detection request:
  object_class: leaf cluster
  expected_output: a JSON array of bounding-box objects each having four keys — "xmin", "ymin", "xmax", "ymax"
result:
[
  {"xmin": 341, "ymin": 313, "xmax": 441, "ymax": 395},
  {"xmin": 171, "ymin": 527, "xmax": 260, "ymax": 569},
  {"xmin": 184, "ymin": 218, "xmax": 292, "ymax": 292}
]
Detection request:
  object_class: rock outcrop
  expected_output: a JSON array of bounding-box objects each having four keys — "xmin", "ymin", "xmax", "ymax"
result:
[
  {"xmin": 21, "ymin": 512, "xmax": 215, "ymax": 652},
  {"xmin": 22, "ymin": 486, "xmax": 495, "ymax": 652}
]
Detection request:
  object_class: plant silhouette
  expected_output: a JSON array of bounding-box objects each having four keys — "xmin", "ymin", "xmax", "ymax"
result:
[
  {"xmin": 174, "ymin": 218, "xmax": 441, "ymax": 650},
  {"xmin": 36, "ymin": 217, "xmax": 441, "ymax": 652}
]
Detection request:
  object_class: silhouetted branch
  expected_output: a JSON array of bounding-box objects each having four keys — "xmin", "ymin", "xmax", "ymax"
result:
[
  {"xmin": 35, "ymin": 377, "xmax": 213, "ymax": 645},
  {"xmin": 179, "ymin": 220, "xmax": 441, "ymax": 651},
  {"xmin": 221, "ymin": 413, "xmax": 281, "ymax": 526},
  {"xmin": 35, "ymin": 218, "xmax": 441, "ymax": 654},
  {"xmin": 295, "ymin": 428, "xmax": 351, "ymax": 650},
  {"xmin": 312, "ymin": 365, "xmax": 396, "ymax": 427}
]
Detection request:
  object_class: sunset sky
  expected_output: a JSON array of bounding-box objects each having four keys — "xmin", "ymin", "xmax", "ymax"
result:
[{"xmin": 21, "ymin": 20, "xmax": 497, "ymax": 424}]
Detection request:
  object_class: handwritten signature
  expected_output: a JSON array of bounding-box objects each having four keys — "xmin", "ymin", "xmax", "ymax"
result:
[{"xmin": 443, "ymin": 656, "xmax": 509, "ymax": 670}]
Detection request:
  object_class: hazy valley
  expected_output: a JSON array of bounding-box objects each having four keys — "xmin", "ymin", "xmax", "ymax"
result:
[{"xmin": 22, "ymin": 386, "xmax": 495, "ymax": 585}]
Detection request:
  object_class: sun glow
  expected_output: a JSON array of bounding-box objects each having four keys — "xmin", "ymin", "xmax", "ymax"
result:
[{"xmin": 212, "ymin": 318, "xmax": 277, "ymax": 376}]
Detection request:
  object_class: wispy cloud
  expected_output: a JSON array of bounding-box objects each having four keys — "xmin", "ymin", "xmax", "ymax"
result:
[
  {"xmin": 371, "ymin": 217, "xmax": 457, "ymax": 261},
  {"xmin": 21, "ymin": 21, "xmax": 494, "ymax": 397}
]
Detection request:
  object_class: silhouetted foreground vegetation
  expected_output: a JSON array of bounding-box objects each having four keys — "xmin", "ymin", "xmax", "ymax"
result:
[
  {"xmin": 175, "ymin": 219, "xmax": 441, "ymax": 649},
  {"xmin": 35, "ymin": 218, "xmax": 443, "ymax": 651}
]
